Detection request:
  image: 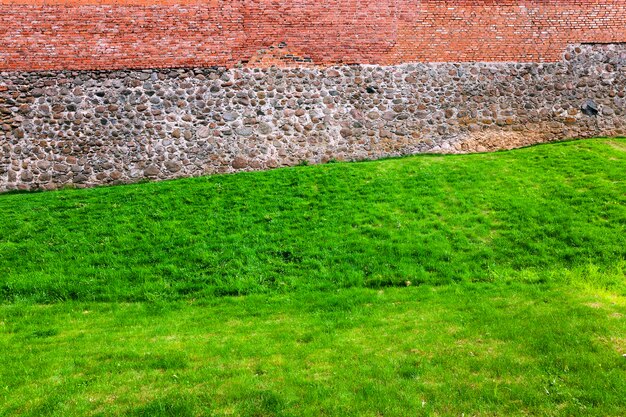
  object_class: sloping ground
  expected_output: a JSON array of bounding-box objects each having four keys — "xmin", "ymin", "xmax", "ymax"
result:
[
  {"xmin": 1, "ymin": 138, "xmax": 624, "ymax": 303},
  {"xmin": 0, "ymin": 138, "xmax": 625, "ymax": 416}
]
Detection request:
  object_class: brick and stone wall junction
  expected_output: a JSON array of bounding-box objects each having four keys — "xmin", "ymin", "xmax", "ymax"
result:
[{"xmin": 1, "ymin": 1, "xmax": 626, "ymax": 191}]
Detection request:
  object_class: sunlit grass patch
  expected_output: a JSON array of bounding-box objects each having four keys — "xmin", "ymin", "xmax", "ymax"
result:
[{"xmin": 1, "ymin": 138, "xmax": 625, "ymax": 415}]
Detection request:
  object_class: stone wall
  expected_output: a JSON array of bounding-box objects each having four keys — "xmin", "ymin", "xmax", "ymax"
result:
[
  {"xmin": 1, "ymin": 44, "xmax": 625, "ymax": 192},
  {"xmin": 2, "ymin": 1, "xmax": 626, "ymax": 71}
]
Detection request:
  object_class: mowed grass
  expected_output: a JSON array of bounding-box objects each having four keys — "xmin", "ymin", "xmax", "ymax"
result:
[
  {"xmin": 1, "ymin": 138, "xmax": 626, "ymax": 416},
  {"xmin": 2, "ymin": 138, "xmax": 625, "ymax": 302}
]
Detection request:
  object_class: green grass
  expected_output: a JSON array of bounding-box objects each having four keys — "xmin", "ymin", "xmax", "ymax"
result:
[
  {"xmin": 1, "ymin": 138, "xmax": 626, "ymax": 415},
  {"xmin": 1, "ymin": 138, "xmax": 625, "ymax": 302}
]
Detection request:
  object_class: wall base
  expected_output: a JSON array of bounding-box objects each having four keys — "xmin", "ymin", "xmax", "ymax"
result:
[{"xmin": 1, "ymin": 44, "xmax": 625, "ymax": 192}]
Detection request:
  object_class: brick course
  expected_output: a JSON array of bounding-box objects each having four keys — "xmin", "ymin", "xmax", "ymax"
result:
[{"xmin": 1, "ymin": 1, "xmax": 626, "ymax": 71}]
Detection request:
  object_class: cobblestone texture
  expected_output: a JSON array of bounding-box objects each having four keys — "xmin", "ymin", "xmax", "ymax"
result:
[{"xmin": 1, "ymin": 44, "xmax": 625, "ymax": 192}]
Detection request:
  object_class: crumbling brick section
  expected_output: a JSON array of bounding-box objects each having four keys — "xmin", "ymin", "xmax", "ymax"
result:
[{"xmin": 1, "ymin": 0, "xmax": 626, "ymax": 71}]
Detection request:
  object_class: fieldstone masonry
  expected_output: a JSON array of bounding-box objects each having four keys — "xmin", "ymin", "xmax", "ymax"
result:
[{"xmin": 1, "ymin": 44, "xmax": 625, "ymax": 192}]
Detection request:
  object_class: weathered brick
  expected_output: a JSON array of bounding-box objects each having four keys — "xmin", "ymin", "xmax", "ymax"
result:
[{"xmin": 0, "ymin": 1, "xmax": 625, "ymax": 71}]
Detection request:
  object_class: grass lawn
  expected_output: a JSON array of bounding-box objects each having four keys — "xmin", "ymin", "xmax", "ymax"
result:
[{"xmin": 1, "ymin": 138, "xmax": 625, "ymax": 416}]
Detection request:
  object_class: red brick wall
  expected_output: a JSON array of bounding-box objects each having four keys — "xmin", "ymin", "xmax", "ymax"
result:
[{"xmin": 1, "ymin": 0, "xmax": 626, "ymax": 71}]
